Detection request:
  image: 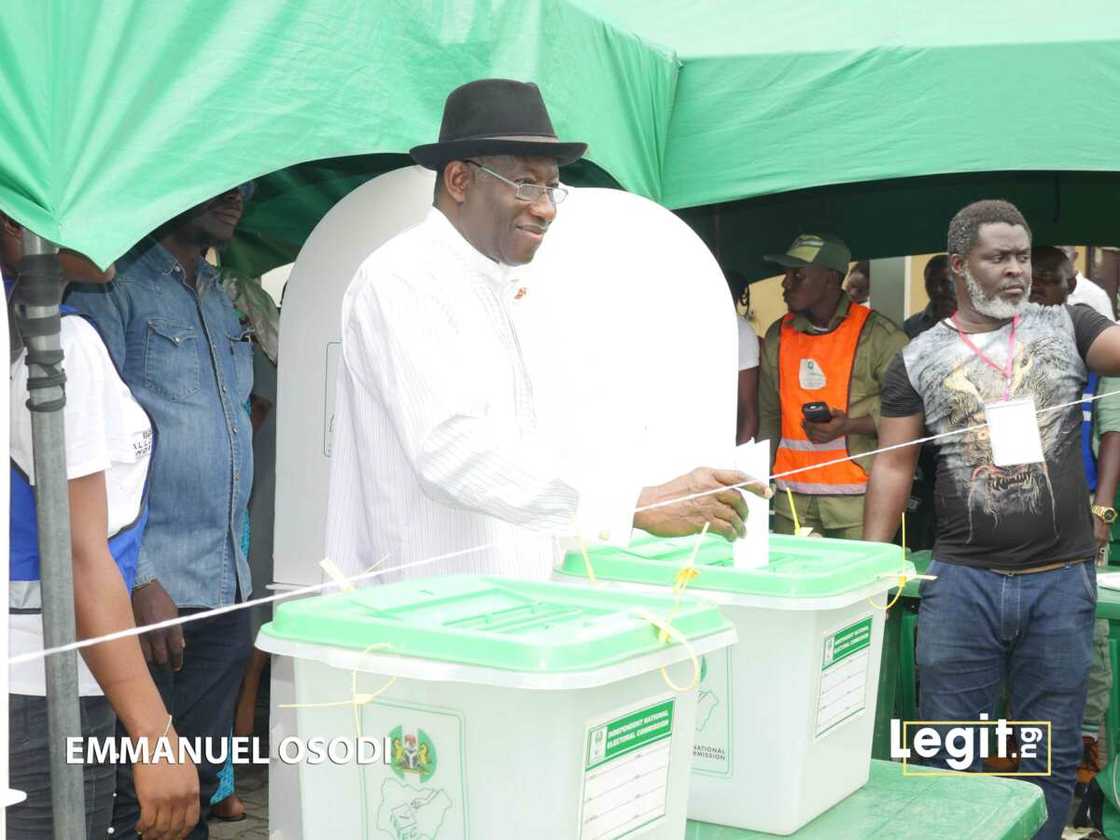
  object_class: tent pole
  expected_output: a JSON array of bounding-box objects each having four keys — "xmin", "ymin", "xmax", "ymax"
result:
[{"xmin": 13, "ymin": 231, "xmax": 86, "ymax": 839}]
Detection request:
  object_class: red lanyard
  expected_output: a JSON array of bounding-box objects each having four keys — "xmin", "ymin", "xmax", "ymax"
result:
[{"xmin": 951, "ymin": 313, "xmax": 1018, "ymax": 401}]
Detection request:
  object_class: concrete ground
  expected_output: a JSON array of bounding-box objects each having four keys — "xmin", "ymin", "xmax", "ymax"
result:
[{"xmin": 208, "ymin": 762, "xmax": 268, "ymax": 840}]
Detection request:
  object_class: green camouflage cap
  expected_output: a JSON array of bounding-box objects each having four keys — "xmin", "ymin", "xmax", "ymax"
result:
[{"xmin": 764, "ymin": 234, "xmax": 851, "ymax": 274}]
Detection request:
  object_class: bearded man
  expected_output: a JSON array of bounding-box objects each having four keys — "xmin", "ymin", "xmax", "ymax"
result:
[{"xmin": 863, "ymin": 199, "xmax": 1120, "ymax": 840}]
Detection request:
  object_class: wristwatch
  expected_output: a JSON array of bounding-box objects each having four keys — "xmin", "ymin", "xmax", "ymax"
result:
[{"xmin": 1091, "ymin": 504, "xmax": 1118, "ymax": 524}]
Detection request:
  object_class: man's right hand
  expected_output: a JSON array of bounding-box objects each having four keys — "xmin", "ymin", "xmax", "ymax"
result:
[
  {"xmin": 132, "ymin": 580, "xmax": 184, "ymax": 671},
  {"xmin": 133, "ymin": 727, "xmax": 200, "ymax": 840},
  {"xmin": 633, "ymin": 468, "xmax": 765, "ymax": 541}
]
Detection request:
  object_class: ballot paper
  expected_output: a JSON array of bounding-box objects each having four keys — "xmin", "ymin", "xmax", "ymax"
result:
[
  {"xmin": 733, "ymin": 440, "xmax": 770, "ymax": 569},
  {"xmin": 984, "ymin": 397, "xmax": 1045, "ymax": 467}
]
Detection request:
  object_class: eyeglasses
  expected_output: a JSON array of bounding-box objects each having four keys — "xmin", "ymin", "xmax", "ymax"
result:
[{"xmin": 465, "ymin": 161, "xmax": 568, "ymax": 205}]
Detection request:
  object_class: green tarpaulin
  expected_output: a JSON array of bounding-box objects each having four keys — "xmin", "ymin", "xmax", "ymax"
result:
[
  {"xmin": 3, "ymin": 1, "xmax": 1120, "ymax": 278},
  {"xmin": 575, "ymin": 0, "xmax": 1120, "ymax": 208},
  {"xmin": 0, "ymin": 0, "xmax": 675, "ymax": 268}
]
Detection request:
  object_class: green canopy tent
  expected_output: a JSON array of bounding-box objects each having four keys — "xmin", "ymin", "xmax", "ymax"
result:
[
  {"xmin": 579, "ymin": 0, "xmax": 1120, "ymax": 206},
  {"xmin": 0, "ymin": 0, "xmax": 677, "ymax": 267},
  {"xmin": 8, "ymin": 0, "xmax": 1120, "ymax": 278},
  {"xmin": 217, "ymin": 0, "xmax": 1120, "ymax": 282},
  {"xmin": 581, "ymin": 0, "xmax": 1120, "ymax": 279},
  {"xmin": 683, "ymin": 171, "xmax": 1120, "ymax": 283}
]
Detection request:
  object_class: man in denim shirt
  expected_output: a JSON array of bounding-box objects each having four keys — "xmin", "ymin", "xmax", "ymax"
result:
[{"xmin": 67, "ymin": 185, "xmax": 253, "ymax": 839}]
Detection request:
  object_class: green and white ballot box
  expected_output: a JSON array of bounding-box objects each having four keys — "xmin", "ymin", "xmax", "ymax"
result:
[
  {"xmin": 256, "ymin": 575, "xmax": 736, "ymax": 839},
  {"xmin": 555, "ymin": 534, "xmax": 912, "ymax": 835}
]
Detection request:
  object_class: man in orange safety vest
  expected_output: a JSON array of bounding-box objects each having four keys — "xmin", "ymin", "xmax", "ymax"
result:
[{"xmin": 757, "ymin": 234, "xmax": 907, "ymax": 539}]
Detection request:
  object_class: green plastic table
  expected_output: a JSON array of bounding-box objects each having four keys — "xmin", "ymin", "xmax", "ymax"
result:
[
  {"xmin": 1093, "ymin": 584, "xmax": 1120, "ymax": 764},
  {"xmin": 684, "ymin": 759, "xmax": 1046, "ymax": 839},
  {"xmin": 1097, "ymin": 584, "xmax": 1120, "ymax": 621}
]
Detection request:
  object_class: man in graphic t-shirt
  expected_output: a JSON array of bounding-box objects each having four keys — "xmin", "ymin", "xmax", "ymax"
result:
[{"xmin": 863, "ymin": 200, "xmax": 1120, "ymax": 840}]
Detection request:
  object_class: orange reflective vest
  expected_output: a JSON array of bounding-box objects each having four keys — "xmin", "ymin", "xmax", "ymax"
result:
[{"xmin": 773, "ymin": 304, "xmax": 872, "ymax": 495}]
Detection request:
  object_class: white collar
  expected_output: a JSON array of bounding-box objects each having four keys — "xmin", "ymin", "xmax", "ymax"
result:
[{"xmin": 424, "ymin": 208, "xmax": 518, "ymax": 291}]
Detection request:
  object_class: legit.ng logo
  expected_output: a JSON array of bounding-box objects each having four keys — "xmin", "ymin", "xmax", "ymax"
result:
[{"xmin": 890, "ymin": 715, "xmax": 1050, "ymax": 776}]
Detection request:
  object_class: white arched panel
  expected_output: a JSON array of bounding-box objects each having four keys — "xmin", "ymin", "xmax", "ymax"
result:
[{"xmin": 273, "ymin": 166, "xmax": 436, "ymax": 586}]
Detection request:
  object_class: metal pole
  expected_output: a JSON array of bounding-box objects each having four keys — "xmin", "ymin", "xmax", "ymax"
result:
[{"xmin": 12, "ymin": 231, "xmax": 86, "ymax": 839}]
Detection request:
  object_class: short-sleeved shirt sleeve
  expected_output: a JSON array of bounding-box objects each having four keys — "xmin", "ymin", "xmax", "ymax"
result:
[
  {"xmin": 1069, "ymin": 303, "xmax": 1114, "ymax": 359},
  {"xmin": 879, "ymin": 352, "xmax": 923, "ymax": 418},
  {"xmin": 737, "ymin": 317, "xmax": 760, "ymax": 371},
  {"xmin": 11, "ymin": 318, "xmax": 111, "ymax": 481},
  {"xmin": 9, "ymin": 316, "xmax": 151, "ymax": 524},
  {"xmin": 1097, "ymin": 375, "xmax": 1120, "ymax": 435}
]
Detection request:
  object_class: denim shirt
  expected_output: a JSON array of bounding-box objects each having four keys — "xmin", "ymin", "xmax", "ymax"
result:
[{"xmin": 66, "ymin": 239, "xmax": 253, "ymax": 608}]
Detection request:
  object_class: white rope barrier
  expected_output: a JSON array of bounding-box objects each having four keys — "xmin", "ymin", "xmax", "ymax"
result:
[
  {"xmin": 637, "ymin": 387, "xmax": 1120, "ymax": 512},
  {"xmin": 8, "ymin": 543, "xmax": 500, "ymax": 666},
  {"xmin": 9, "ymin": 386, "xmax": 1120, "ymax": 668}
]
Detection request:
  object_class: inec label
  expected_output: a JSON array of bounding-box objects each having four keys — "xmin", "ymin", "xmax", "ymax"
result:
[
  {"xmin": 580, "ymin": 697, "xmax": 675, "ymax": 840},
  {"xmin": 816, "ymin": 615, "xmax": 873, "ymax": 738}
]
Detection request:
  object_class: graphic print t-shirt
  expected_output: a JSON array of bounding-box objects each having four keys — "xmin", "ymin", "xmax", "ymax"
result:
[{"xmin": 881, "ymin": 303, "xmax": 1112, "ymax": 570}]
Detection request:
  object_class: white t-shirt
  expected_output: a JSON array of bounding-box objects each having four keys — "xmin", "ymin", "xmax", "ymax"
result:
[
  {"xmin": 9, "ymin": 315, "xmax": 153, "ymax": 696},
  {"xmin": 1068, "ymin": 273, "xmax": 1115, "ymax": 321},
  {"xmin": 737, "ymin": 317, "xmax": 760, "ymax": 371}
]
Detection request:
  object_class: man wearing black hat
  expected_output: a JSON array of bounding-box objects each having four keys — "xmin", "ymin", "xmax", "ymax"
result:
[
  {"xmin": 758, "ymin": 234, "xmax": 907, "ymax": 539},
  {"xmin": 326, "ymin": 79, "xmax": 760, "ymax": 582}
]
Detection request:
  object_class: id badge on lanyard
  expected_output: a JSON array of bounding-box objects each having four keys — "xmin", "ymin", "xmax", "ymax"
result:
[
  {"xmin": 953, "ymin": 314, "xmax": 1044, "ymax": 467},
  {"xmin": 985, "ymin": 397, "xmax": 1044, "ymax": 466}
]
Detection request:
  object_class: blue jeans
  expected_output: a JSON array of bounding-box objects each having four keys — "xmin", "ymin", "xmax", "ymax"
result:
[
  {"xmin": 917, "ymin": 558, "xmax": 1096, "ymax": 840},
  {"xmin": 110, "ymin": 606, "xmax": 251, "ymax": 840},
  {"xmin": 6, "ymin": 694, "xmax": 116, "ymax": 839}
]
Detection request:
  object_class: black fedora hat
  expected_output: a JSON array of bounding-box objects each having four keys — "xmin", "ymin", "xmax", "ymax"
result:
[{"xmin": 410, "ymin": 79, "xmax": 587, "ymax": 169}]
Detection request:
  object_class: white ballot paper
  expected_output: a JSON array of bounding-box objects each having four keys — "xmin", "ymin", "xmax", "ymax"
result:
[
  {"xmin": 733, "ymin": 440, "xmax": 770, "ymax": 569},
  {"xmin": 984, "ymin": 397, "xmax": 1044, "ymax": 467}
]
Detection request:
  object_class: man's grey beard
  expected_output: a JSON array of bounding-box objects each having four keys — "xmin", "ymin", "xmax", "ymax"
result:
[{"xmin": 962, "ymin": 267, "xmax": 1030, "ymax": 320}]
